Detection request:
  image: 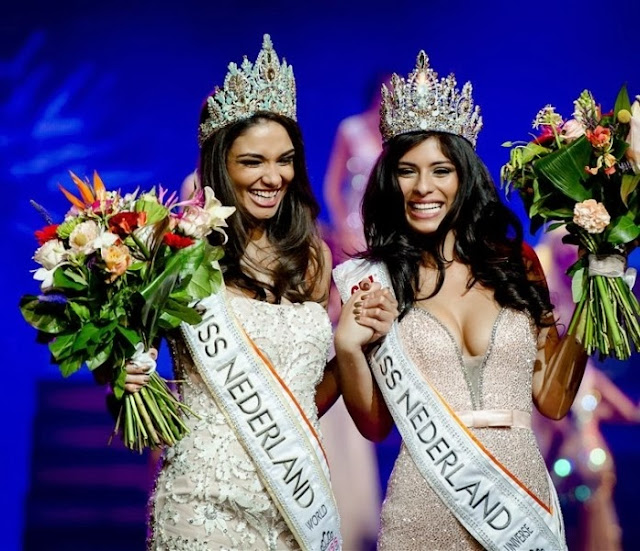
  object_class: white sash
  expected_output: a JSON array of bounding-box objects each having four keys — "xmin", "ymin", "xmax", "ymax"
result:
[
  {"xmin": 333, "ymin": 259, "xmax": 566, "ymax": 551},
  {"xmin": 180, "ymin": 287, "xmax": 341, "ymax": 551}
]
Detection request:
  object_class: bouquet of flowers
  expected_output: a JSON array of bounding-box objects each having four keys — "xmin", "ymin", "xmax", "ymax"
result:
[
  {"xmin": 501, "ymin": 86, "xmax": 640, "ymax": 360},
  {"xmin": 20, "ymin": 172, "xmax": 235, "ymax": 451}
]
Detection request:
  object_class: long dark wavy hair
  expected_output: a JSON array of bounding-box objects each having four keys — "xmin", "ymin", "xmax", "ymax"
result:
[
  {"xmin": 361, "ymin": 131, "xmax": 552, "ymax": 326},
  {"xmin": 198, "ymin": 110, "xmax": 325, "ymax": 303}
]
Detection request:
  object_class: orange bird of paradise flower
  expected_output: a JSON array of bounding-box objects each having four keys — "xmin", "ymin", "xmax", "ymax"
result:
[{"xmin": 59, "ymin": 171, "xmax": 107, "ymax": 209}]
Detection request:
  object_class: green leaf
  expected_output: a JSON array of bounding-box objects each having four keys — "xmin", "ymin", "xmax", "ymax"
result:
[
  {"xmin": 116, "ymin": 324, "xmax": 142, "ymax": 347},
  {"xmin": 614, "ymin": 84, "xmax": 632, "ymax": 117},
  {"xmin": 621, "ymin": 174, "xmax": 640, "ymax": 207},
  {"xmin": 71, "ymin": 323, "xmax": 102, "ymax": 352},
  {"xmin": 606, "ymin": 215, "xmax": 640, "ymax": 245},
  {"xmin": 135, "ymin": 198, "xmax": 169, "ymax": 225},
  {"xmin": 53, "ymin": 268, "xmax": 86, "ymax": 291},
  {"xmin": 112, "ymin": 367, "xmax": 127, "ymax": 400},
  {"xmin": 158, "ymin": 311, "xmax": 185, "ymax": 330},
  {"xmin": 49, "ymin": 333, "xmax": 76, "ymax": 361},
  {"xmin": 127, "ymin": 261, "xmax": 146, "ymax": 271},
  {"xmin": 86, "ymin": 341, "xmax": 114, "ymax": 370},
  {"xmin": 571, "ymin": 268, "xmax": 585, "ymax": 303},
  {"xmin": 164, "ymin": 298, "xmax": 203, "ymax": 325},
  {"xmin": 59, "ymin": 355, "xmax": 83, "ymax": 377},
  {"xmin": 69, "ymin": 301, "xmax": 91, "ymax": 322},
  {"xmin": 534, "ymin": 137, "xmax": 592, "ymax": 202},
  {"xmin": 19, "ymin": 296, "xmax": 69, "ymax": 334},
  {"xmin": 64, "ymin": 268, "xmax": 88, "ymax": 287},
  {"xmin": 536, "ymin": 207, "xmax": 574, "ymax": 220},
  {"xmin": 519, "ymin": 142, "xmax": 552, "ymax": 165}
]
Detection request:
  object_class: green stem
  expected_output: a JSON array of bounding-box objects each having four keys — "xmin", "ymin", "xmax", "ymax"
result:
[{"xmin": 133, "ymin": 392, "xmax": 160, "ymax": 446}]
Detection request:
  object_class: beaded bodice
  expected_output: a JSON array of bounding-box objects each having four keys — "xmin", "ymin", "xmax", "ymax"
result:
[{"xmin": 150, "ymin": 294, "xmax": 332, "ymax": 550}]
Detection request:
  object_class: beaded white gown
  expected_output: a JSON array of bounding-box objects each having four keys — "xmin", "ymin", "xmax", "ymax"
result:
[
  {"xmin": 148, "ymin": 294, "xmax": 332, "ymax": 551},
  {"xmin": 377, "ymin": 307, "xmax": 559, "ymax": 550}
]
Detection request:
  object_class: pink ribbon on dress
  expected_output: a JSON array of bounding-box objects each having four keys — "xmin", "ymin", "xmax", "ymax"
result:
[{"xmin": 456, "ymin": 409, "xmax": 531, "ymax": 429}]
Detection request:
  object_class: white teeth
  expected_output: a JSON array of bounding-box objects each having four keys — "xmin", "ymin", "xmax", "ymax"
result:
[
  {"xmin": 251, "ymin": 190, "xmax": 279, "ymax": 199},
  {"xmin": 412, "ymin": 203, "xmax": 442, "ymax": 211}
]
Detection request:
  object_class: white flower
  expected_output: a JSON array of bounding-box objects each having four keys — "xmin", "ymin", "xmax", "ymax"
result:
[
  {"xmin": 533, "ymin": 105, "xmax": 563, "ymax": 129},
  {"xmin": 203, "ymin": 187, "xmax": 236, "ymax": 227},
  {"xmin": 562, "ymin": 119, "xmax": 585, "ymax": 142},
  {"xmin": 179, "ymin": 188, "xmax": 235, "ymax": 240},
  {"xmin": 93, "ymin": 231, "xmax": 119, "ymax": 250},
  {"xmin": 625, "ymin": 96, "xmax": 640, "ymax": 174},
  {"xmin": 33, "ymin": 239, "xmax": 67, "ymax": 270},
  {"xmin": 32, "ymin": 267, "xmax": 56, "ymax": 290},
  {"xmin": 68, "ymin": 220, "xmax": 100, "ymax": 253},
  {"xmin": 573, "ymin": 199, "xmax": 610, "ymax": 234}
]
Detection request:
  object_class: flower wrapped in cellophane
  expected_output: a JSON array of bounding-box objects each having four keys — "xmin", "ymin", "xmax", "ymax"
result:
[
  {"xmin": 20, "ymin": 172, "xmax": 235, "ymax": 451},
  {"xmin": 501, "ymin": 86, "xmax": 640, "ymax": 360}
]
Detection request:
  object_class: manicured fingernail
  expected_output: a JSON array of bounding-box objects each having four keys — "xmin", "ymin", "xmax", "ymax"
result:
[{"xmin": 354, "ymin": 301, "xmax": 362, "ymax": 307}]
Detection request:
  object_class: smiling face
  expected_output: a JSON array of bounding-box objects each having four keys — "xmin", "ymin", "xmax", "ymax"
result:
[
  {"xmin": 396, "ymin": 136, "xmax": 459, "ymax": 236},
  {"xmin": 226, "ymin": 120, "xmax": 295, "ymax": 221}
]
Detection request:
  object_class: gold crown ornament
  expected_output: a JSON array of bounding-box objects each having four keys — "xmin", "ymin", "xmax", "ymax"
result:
[
  {"xmin": 198, "ymin": 34, "xmax": 296, "ymax": 147},
  {"xmin": 380, "ymin": 51, "xmax": 482, "ymax": 146}
]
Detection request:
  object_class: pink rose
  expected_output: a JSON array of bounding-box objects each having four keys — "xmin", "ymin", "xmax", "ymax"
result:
[
  {"xmin": 102, "ymin": 243, "xmax": 132, "ymax": 282},
  {"xmin": 573, "ymin": 199, "xmax": 610, "ymax": 234},
  {"xmin": 562, "ymin": 119, "xmax": 585, "ymax": 142}
]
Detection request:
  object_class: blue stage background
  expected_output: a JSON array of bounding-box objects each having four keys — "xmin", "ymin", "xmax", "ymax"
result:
[{"xmin": 2, "ymin": 1, "xmax": 640, "ymax": 549}]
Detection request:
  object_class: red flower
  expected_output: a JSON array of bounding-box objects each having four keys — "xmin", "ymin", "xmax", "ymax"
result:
[
  {"xmin": 35, "ymin": 224, "xmax": 59, "ymax": 245},
  {"xmin": 163, "ymin": 232, "xmax": 195, "ymax": 249},
  {"xmin": 533, "ymin": 125, "xmax": 556, "ymax": 146},
  {"xmin": 108, "ymin": 211, "xmax": 147, "ymax": 237}
]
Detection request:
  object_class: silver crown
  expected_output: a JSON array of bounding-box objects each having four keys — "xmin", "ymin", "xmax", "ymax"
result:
[
  {"xmin": 380, "ymin": 51, "xmax": 482, "ymax": 146},
  {"xmin": 198, "ymin": 34, "xmax": 296, "ymax": 147}
]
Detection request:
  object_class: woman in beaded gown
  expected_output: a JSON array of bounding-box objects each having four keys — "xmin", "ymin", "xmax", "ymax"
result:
[
  {"xmin": 334, "ymin": 51, "xmax": 590, "ymax": 550},
  {"xmin": 124, "ymin": 35, "xmax": 398, "ymax": 551}
]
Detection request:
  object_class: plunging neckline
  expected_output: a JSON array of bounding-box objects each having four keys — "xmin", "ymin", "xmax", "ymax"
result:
[{"xmin": 412, "ymin": 306, "xmax": 506, "ymax": 409}]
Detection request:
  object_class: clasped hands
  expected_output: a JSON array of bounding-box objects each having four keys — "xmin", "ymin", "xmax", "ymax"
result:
[{"xmin": 336, "ymin": 277, "xmax": 399, "ymax": 351}]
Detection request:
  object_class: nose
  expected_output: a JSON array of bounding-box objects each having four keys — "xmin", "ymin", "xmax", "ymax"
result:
[
  {"xmin": 413, "ymin": 171, "xmax": 434, "ymax": 196},
  {"xmin": 261, "ymin": 163, "xmax": 283, "ymax": 187}
]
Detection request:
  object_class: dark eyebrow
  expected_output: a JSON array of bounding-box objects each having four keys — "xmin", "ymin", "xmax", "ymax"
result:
[
  {"xmin": 235, "ymin": 153, "xmax": 265, "ymax": 161},
  {"xmin": 235, "ymin": 148, "xmax": 295, "ymax": 161},
  {"xmin": 398, "ymin": 160, "xmax": 453, "ymax": 168},
  {"xmin": 278, "ymin": 149, "xmax": 295, "ymax": 159}
]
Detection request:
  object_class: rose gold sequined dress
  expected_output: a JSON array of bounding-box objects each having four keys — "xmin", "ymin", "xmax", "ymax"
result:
[
  {"xmin": 378, "ymin": 307, "xmax": 554, "ymax": 550},
  {"xmin": 148, "ymin": 295, "xmax": 332, "ymax": 551}
]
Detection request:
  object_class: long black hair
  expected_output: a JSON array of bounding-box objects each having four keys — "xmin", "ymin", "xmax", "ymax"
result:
[
  {"xmin": 361, "ymin": 130, "xmax": 552, "ymax": 326},
  {"xmin": 198, "ymin": 110, "xmax": 325, "ymax": 303}
]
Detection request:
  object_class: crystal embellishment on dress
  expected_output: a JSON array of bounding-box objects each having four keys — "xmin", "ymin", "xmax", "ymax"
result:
[
  {"xmin": 379, "ymin": 51, "xmax": 483, "ymax": 147},
  {"xmin": 198, "ymin": 34, "xmax": 296, "ymax": 147}
]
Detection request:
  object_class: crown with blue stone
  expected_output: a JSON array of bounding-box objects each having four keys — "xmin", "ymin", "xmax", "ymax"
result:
[
  {"xmin": 198, "ymin": 34, "xmax": 296, "ymax": 147},
  {"xmin": 380, "ymin": 51, "xmax": 482, "ymax": 147}
]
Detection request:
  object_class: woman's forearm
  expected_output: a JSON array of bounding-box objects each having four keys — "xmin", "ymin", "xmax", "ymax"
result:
[
  {"xmin": 533, "ymin": 330, "xmax": 588, "ymax": 420},
  {"xmin": 335, "ymin": 341, "xmax": 393, "ymax": 441}
]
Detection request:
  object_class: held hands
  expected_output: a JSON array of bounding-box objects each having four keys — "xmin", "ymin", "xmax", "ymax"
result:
[
  {"xmin": 335, "ymin": 278, "xmax": 399, "ymax": 352},
  {"xmin": 124, "ymin": 346, "xmax": 158, "ymax": 394}
]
